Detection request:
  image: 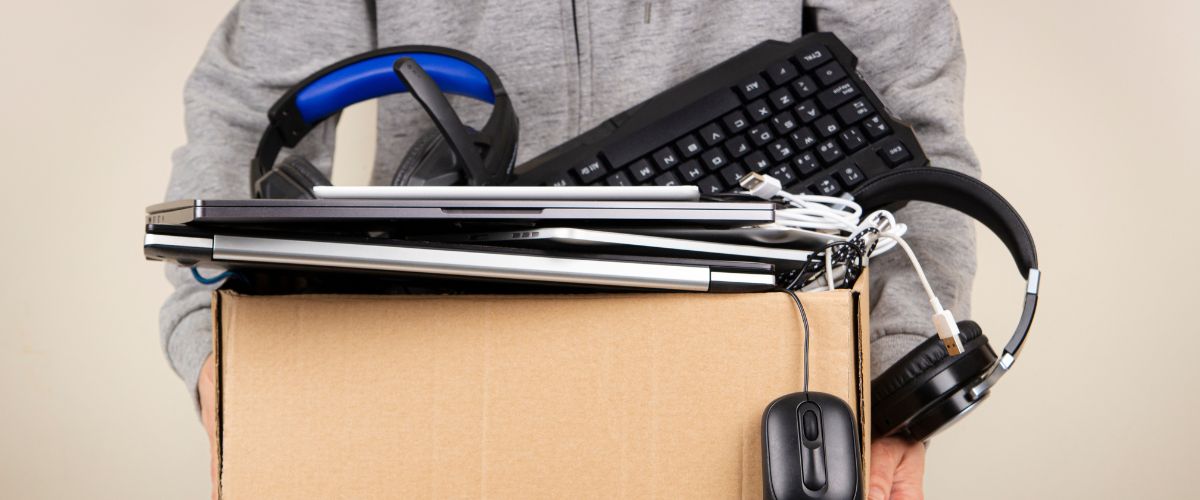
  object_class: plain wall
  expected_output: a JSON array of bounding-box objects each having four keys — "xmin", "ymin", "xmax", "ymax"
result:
[{"xmin": 0, "ymin": 1, "xmax": 1195, "ymax": 498}]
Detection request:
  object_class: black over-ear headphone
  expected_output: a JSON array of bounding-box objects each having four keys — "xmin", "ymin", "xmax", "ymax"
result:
[
  {"xmin": 251, "ymin": 46, "xmax": 519, "ymax": 199},
  {"xmin": 850, "ymin": 168, "xmax": 1040, "ymax": 442}
]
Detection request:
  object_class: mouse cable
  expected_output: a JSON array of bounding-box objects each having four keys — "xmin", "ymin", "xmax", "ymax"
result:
[{"xmin": 783, "ymin": 288, "xmax": 812, "ymax": 395}]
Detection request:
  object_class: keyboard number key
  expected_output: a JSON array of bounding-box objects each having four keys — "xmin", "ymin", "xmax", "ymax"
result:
[
  {"xmin": 768, "ymin": 164, "xmax": 798, "ymax": 187},
  {"xmin": 792, "ymin": 152, "xmax": 820, "ymax": 176},
  {"xmin": 839, "ymin": 127, "xmax": 867, "ymax": 152},
  {"xmin": 736, "ymin": 75, "xmax": 769, "ymax": 100},
  {"xmin": 817, "ymin": 139, "xmax": 844, "ymax": 164},
  {"xmin": 675, "ymin": 135, "xmax": 703, "ymax": 158}
]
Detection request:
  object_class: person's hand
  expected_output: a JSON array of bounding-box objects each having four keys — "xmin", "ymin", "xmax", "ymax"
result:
[
  {"xmin": 198, "ymin": 354, "xmax": 218, "ymax": 500},
  {"xmin": 869, "ymin": 436, "xmax": 926, "ymax": 500}
]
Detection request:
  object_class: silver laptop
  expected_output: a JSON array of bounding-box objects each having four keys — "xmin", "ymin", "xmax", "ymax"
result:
[
  {"xmin": 146, "ymin": 198, "xmax": 775, "ymax": 226},
  {"xmin": 144, "ymin": 225, "xmax": 777, "ymax": 293},
  {"xmin": 422, "ymin": 227, "xmax": 817, "ymax": 267}
]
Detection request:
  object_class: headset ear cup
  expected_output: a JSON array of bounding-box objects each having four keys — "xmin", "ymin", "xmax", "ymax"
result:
[
  {"xmin": 257, "ymin": 156, "xmax": 332, "ymax": 199},
  {"xmin": 871, "ymin": 320, "xmax": 995, "ymax": 439},
  {"xmin": 393, "ymin": 128, "xmax": 479, "ymax": 186}
]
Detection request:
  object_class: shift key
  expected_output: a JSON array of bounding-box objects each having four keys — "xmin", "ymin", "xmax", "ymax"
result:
[{"xmin": 817, "ymin": 81, "xmax": 859, "ymax": 110}]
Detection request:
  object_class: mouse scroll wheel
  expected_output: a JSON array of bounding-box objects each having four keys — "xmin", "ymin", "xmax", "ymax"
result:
[{"xmin": 802, "ymin": 410, "xmax": 820, "ymax": 441}]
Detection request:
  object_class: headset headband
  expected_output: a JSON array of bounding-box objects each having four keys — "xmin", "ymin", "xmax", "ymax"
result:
[
  {"xmin": 851, "ymin": 168, "xmax": 1040, "ymax": 399},
  {"xmin": 251, "ymin": 46, "xmax": 512, "ymax": 190}
]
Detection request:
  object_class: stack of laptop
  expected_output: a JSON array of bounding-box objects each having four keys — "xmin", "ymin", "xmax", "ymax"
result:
[{"xmin": 144, "ymin": 186, "xmax": 839, "ymax": 294}]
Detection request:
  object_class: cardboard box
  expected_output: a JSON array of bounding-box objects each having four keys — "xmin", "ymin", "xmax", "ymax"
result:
[{"xmin": 214, "ymin": 284, "xmax": 870, "ymax": 499}]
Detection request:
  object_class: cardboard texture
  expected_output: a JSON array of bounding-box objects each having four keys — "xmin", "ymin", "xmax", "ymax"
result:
[{"xmin": 215, "ymin": 283, "xmax": 870, "ymax": 499}]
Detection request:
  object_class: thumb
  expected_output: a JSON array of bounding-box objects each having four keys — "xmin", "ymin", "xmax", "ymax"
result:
[{"xmin": 868, "ymin": 438, "xmax": 904, "ymax": 500}]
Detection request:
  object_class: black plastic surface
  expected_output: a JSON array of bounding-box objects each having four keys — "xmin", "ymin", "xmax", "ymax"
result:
[{"xmin": 762, "ymin": 392, "xmax": 861, "ymax": 500}]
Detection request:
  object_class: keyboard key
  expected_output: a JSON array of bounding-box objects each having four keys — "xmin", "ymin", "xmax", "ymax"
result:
[
  {"xmin": 877, "ymin": 138, "xmax": 912, "ymax": 166},
  {"xmin": 813, "ymin": 176, "xmax": 842, "ymax": 196},
  {"xmin": 771, "ymin": 111, "xmax": 798, "ymax": 134},
  {"xmin": 677, "ymin": 159, "xmax": 706, "ymax": 181},
  {"xmin": 792, "ymin": 75, "xmax": 818, "ymax": 98},
  {"xmin": 814, "ymin": 62, "xmax": 847, "ymax": 86},
  {"xmin": 652, "ymin": 147, "xmax": 681, "ymax": 170},
  {"xmin": 839, "ymin": 127, "xmax": 867, "ymax": 152},
  {"xmin": 863, "ymin": 115, "xmax": 891, "ymax": 140},
  {"xmin": 744, "ymin": 151, "xmax": 771, "ymax": 172},
  {"xmin": 794, "ymin": 99, "xmax": 821, "ymax": 124},
  {"xmin": 818, "ymin": 81, "xmax": 859, "ymax": 109},
  {"xmin": 547, "ymin": 172, "xmax": 577, "ymax": 187},
  {"xmin": 767, "ymin": 140, "xmax": 795, "ymax": 162},
  {"xmin": 574, "ymin": 158, "xmax": 607, "ymax": 184},
  {"xmin": 796, "ymin": 45, "xmax": 832, "ymax": 70},
  {"xmin": 653, "ymin": 171, "xmax": 681, "ymax": 186},
  {"xmin": 768, "ymin": 164, "xmax": 798, "ymax": 187},
  {"xmin": 722, "ymin": 110, "xmax": 751, "ymax": 134},
  {"xmin": 837, "ymin": 165, "xmax": 865, "ymax": 187},
  {"xmin": 724, "ymin": 135, "xmax": 752, "ymax": 158},
  {"xmin": 766, "ymin": 59, "xmax": 799, "ymax": 85},
  {"xmin": 793, "ymin": 152, "xmax": 820, "ymax": 176},
  {"xmin": 675, "ymin": 134, "xmax": 703, "ymax": 158},
  {"xmin": 718, "ymin": 163, "xmax": 749, "ymax": 187},
  {"xmin": 837, "ymin": 98, "xmax": 874, "ymax": 124},
  {"xmin": 817, "ymin": 139, "xmax": 844, "ymax": 164},
  {"xmin": 736, "ymin": 75, "xmax": 769, "ymax": 100},
  {"xmin": 814, "ymin": 115, "xmax": 841, "ymax": 138},
  {"xmin": 768, "ymin": 87, "xmax": 796, "ymax": 110},
  {"xmin": 696, "ymin": 175, "xmax": 726, "ymax": 194},
  {"xmin": 698, "ymin": 123, "xmax": 725, "ymax": 146},
  {"xmin": 606, "ymin": 171, "xmax": 632, "ymax": 186},
  {"xmin": 745, "ymin": 98, "xmax": 772, "ymax": 122},
  {"xmin": 748, "ymin": 125, "xmax": 775, "ymax": 147},
  {"xmin": 628, "ymin": 159, "xmax": 656, "ymax": 182},
  {"xmin": 700, "ymin": 148, "xmax": 729, "ymax": 171},
  {"xmin": 790, "ymin": 127, "xmax": 819, "ymax": 150}
]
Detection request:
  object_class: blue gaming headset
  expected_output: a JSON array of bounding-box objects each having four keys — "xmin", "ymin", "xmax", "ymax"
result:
[{"xmin": 251, "ymin": 46, "xmax": 519, "ymax": 198}]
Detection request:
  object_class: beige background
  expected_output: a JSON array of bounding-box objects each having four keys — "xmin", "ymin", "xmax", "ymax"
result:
[{"xmin": 0, "ymin": 1, "xmax": 1195, "ymax": 498}]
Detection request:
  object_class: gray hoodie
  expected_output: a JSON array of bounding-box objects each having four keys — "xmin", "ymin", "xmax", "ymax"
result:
[{"xmin": 163, "ymin": 0, "xmax": 978, "ymax": 403}]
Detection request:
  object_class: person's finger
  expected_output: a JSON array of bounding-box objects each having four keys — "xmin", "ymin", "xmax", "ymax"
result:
[
  {"xmin": 198, "ymin": 355, "xmax": 218, "ymax": 500},
  {"xmin": 868, "ymin": 437, "xmax": 904, "ymax": 500},
  {"xmin": 888, "ymin": 440, "xmax": 927, "ymax": 500}
]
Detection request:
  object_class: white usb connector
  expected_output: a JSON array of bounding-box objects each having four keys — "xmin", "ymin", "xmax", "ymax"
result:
[
  {"xmin": 932, "ymin": 307, "xmax": 964, "ymax": 356},
  {"xmin": 738, "ymin": 172, "xmax": 783, "ymax": 199}
]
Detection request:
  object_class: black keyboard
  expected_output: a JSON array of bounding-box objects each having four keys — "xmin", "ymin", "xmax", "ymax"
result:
[{"xmin": 514, "ymin": 32, "xmax": 928, "ymax": 197}]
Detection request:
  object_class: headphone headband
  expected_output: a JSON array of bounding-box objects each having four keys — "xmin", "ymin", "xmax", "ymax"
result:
[
  {"xmin": 851, "ymin": 167, "xmax": 1040, "ymax": 402},
  {"xmin": 251, "ymin": 46, "xmax": 514, "ymax": 192}
]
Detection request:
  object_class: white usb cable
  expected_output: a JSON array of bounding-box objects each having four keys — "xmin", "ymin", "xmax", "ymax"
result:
[{"xmin": 739, "ymin": 172, "xmax": 965, "ymax": 356}]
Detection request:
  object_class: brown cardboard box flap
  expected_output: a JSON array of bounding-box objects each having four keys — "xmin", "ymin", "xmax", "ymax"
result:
[{"xmin": 216, "ymin": 287, "xmax": 869, "ymax": 499}]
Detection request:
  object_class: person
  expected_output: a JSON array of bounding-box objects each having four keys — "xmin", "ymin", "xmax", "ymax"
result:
[{"xmin": 164, "ymin": 1, "xmax": 977, "ymax": 498}]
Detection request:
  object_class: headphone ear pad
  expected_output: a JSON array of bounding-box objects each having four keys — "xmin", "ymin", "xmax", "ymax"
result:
[
  {"xmin": 257, "ymin": 156, "xmax": 332, "ymax": 199},
  {"xmin": 873, "ymin": 321, "xmax": 986, "ymax": 403}
]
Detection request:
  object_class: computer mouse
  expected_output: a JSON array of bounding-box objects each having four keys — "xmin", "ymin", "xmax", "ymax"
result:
[{"xmin": 762, "ymin": 391, "xmax": 862, "ymax": 500}]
